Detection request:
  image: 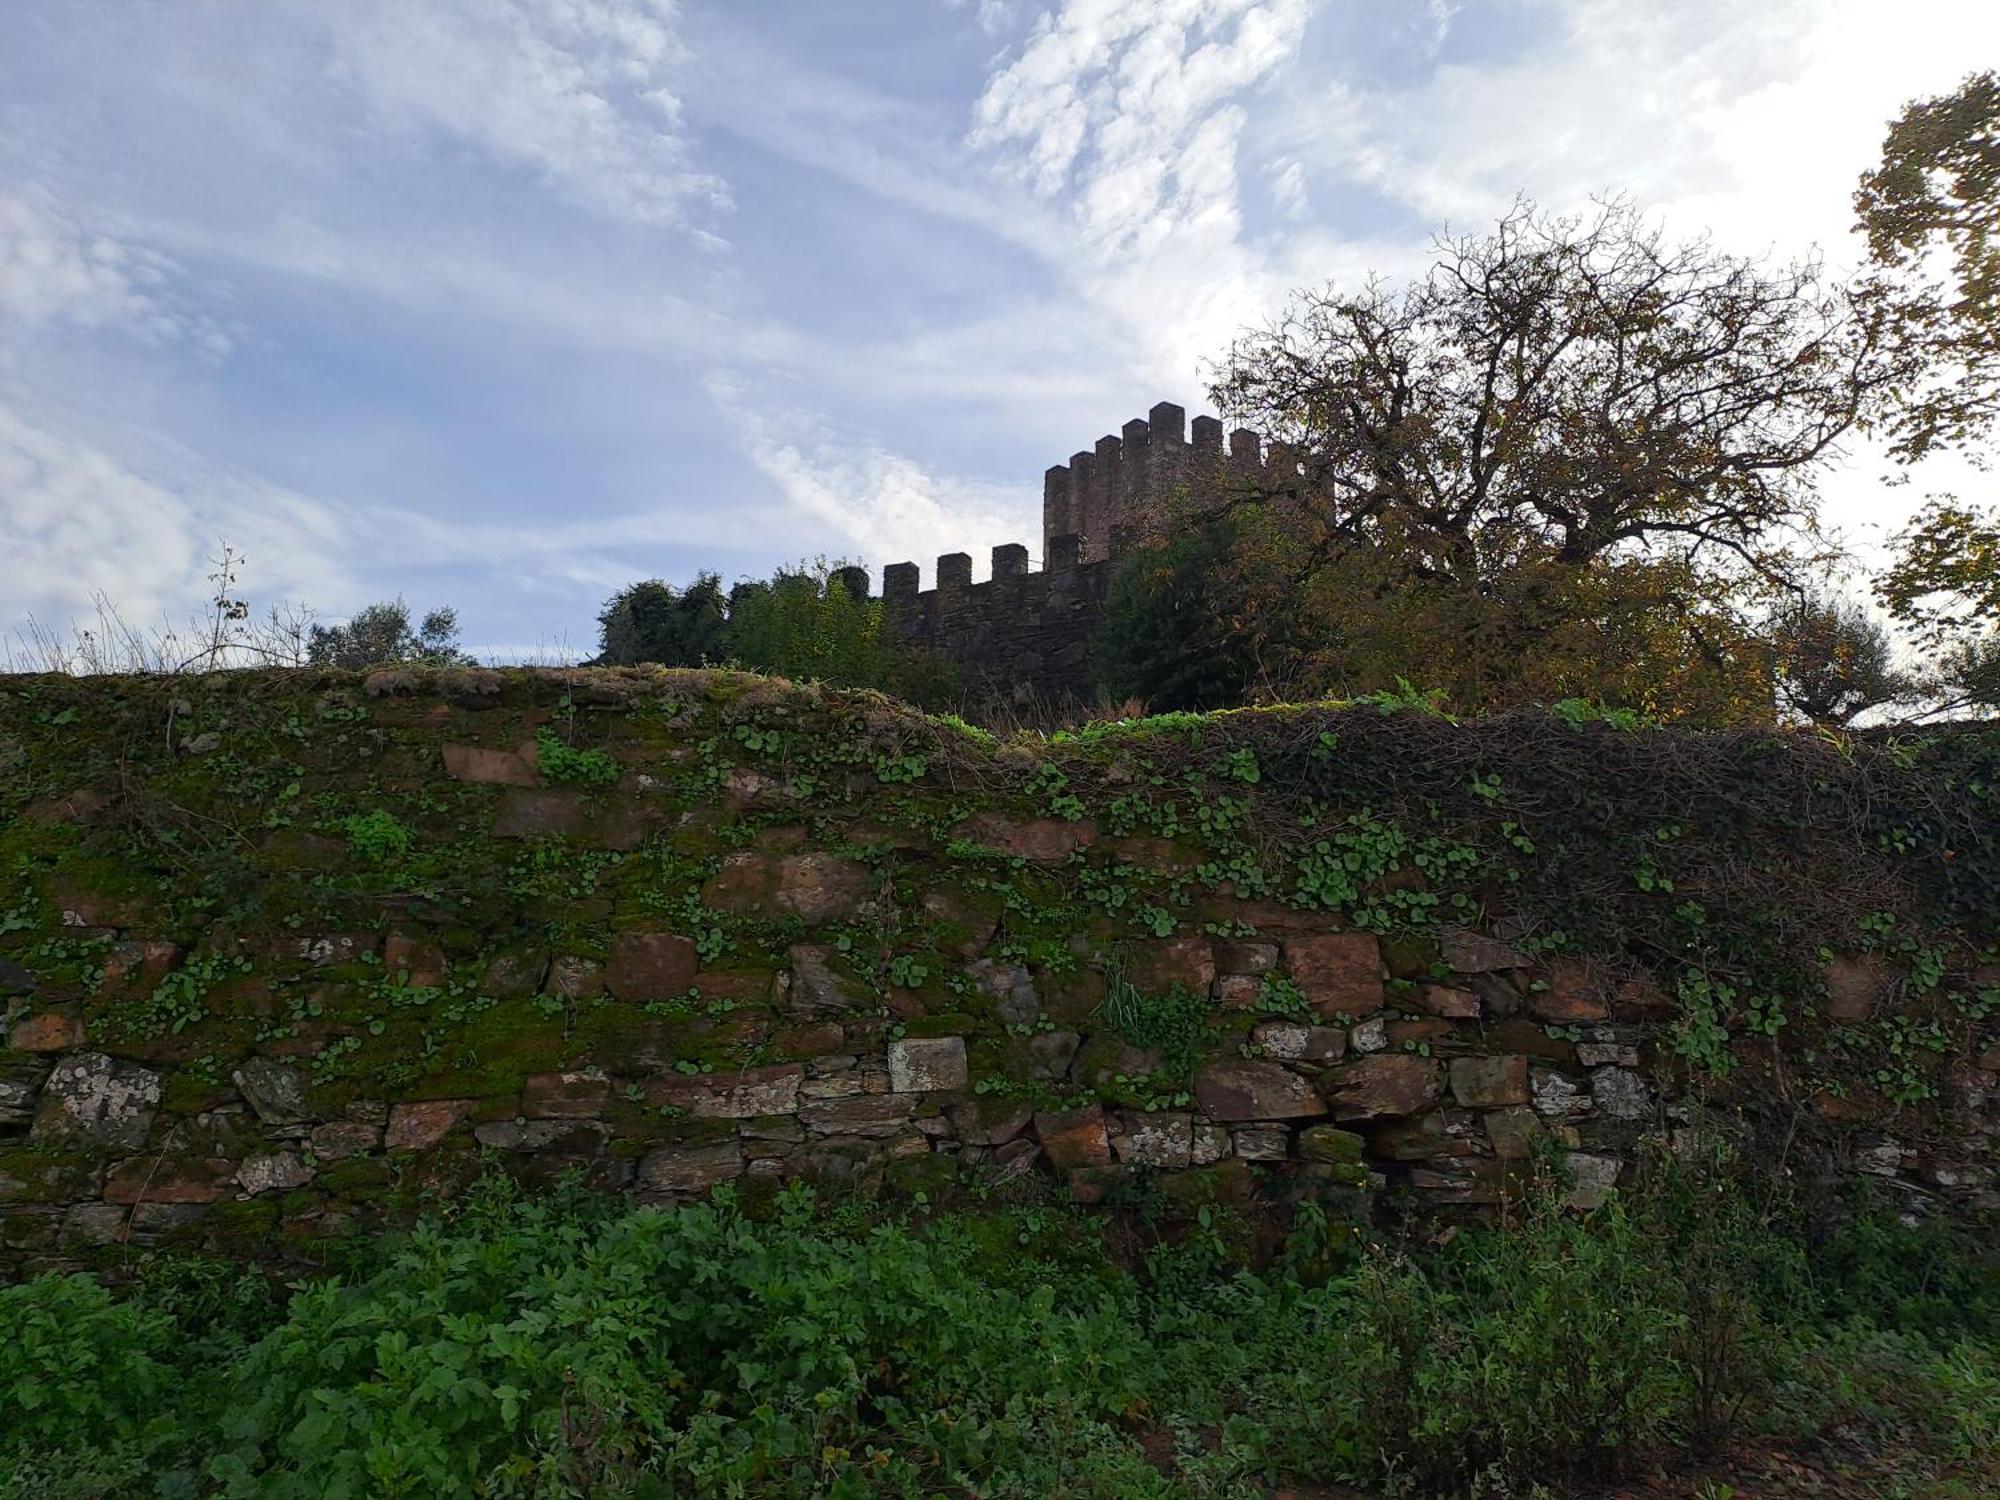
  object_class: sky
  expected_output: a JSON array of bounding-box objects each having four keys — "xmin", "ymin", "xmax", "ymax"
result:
[{"xmin": 3, "ymin": 0, "xmax": 1996, "ymax": 661}]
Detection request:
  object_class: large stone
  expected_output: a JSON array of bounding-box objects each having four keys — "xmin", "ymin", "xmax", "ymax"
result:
[
  {"xmin": 9, "ymin": 1011, "xmax": 83, "ymax": 1052},
  {"xmin": 1034, "ymin": 1105, "xmax": 1113, "ymax": 1169},
  {"xmin": 1449, "ymin": 1055, "xmax": 1531, "ymax": 1108},
  {"xmin": 1527, "ymin": 962, "xmax": 1612, "ymax": 1023},
  {"xmin": 1414, "ymin": 983, "xmax": 1481, "ymax": 1019},
  {"xmin": 237, "ymin": 1151, "xmax": 315, "ymax": 1196},
  {"xmin": 787, "ymin": 944, "xmax": 864, "ymax": 1013},
  {"xmin": 1214, "ymin": 941, "xmax": 1279, "ymax": 976},
  {"xmin": 1325, "ymin": 1056, "xmax": 1442, "ymax": 1121},
  {"xmin": 705, "ymin": 852, "xmax": 871, "ymax": 924},
  {"xmin": 1125, "ymin": 938, "xmax": 1216, "ymax": 995},
  {"xmin": 635, "ymin": 1140, "xmax": 744, "ymax": 1198},
  {"xmin": 650, "ymin": 1064, "xmax": 804, "ymax": 1118},
  {"xmin": 310, "ymin": 1120, "xmax": 382, "ymax": 1160},
  {"xmin": 1565, "ymin": 1153, "xmax": 1624, "ymax": 1209},
  {"xmin": 947, "ymin": 1096, "xmax": 1033, "ymax": 1147},
  {"xmin": 522, "ymin": 1070, "xmax": 612, "ymax": 1119},
  {"xmin": 385, "ymin": 1098, "xmax": 475, "ymax": 1150},
  {"xmin": 1590, "ymin": 1067, "xmax": 1652, "ymax": 1121},
  {"xmin": 1824, "ymin": 956, "xmax": 1894, "ymax": 1021},
  {"xmin": 482, "ymin": 948, "xmax": 548, "ymax": 1000},
  {"xmin": 605, "ymin": 932, "xmax": 701, "ymax": 1000},
  {"xmin": 0, "ymin": 1064, "xmax": 46, "ymax": 1127},
  {"xmin": 545, "ymin": 955, "xmax": 604, "ymax": 999},
  {"xmin": 1483, "ymin": 1105, "xmax": 1545, "ymax": 1160},
  {"xmin": 951, "ymin": 813, "xmax": 1097, "ymax": 863},
  {"xmin": 1024, "ymin": 1029, "xmax": 1082, "ymax": 1080},
  {"xmin": 888, "ymin": 1036, "xmax": 969, "ymax": 1093},
  {"xmin": 1113, "ymin": 1111, "xmax": 1193, "ymax": 1168},
  {"xmin": 1370, "ymin": 1111, "xmax": 1479, "ymax": 1160},
  {"xmin": 1283, "ymin": 933, "xmax": 1384, "ymax": 1019},
  {"xmin": 31, "ymin": 1054, "xmax": 161, "ymax": 1149},
  {"xmin": 1194, "ymin": 1059, "xmax": 1327, "ymax": 1121},
  {"xmin": 103, "ymin": 1156, "xmax": 235, "ymax": 1204},
  {"xmin": 1439, "ymin": 928, "xmax": 1528, "ymax": 973},
  {"xmin": 233, "ymin": 1058, "xmax": 310, "ymax": 1127},
  {"xmin": 442, "ymin": 742, "xmax": 538, "ymax": 786},
  {"xmin": 966, "ymin": 959, "xmax": 1038, "ymax": 1025},
  {"xmin": 1251, "ymin": 1019, "xmax": 1346, "ymax": 1064},
  {"xmin": 382, "ymin": 931, "xmax": 447, "ymax": 988},
  {"xmin": 1297, "ymin": 1124, "xmax": 1366, "ymax": 1165},
  {"xmin": 493, "ymin": 788, "xmax": 584, "ymax": 840},
  {"xmin": 799, "ymin": 1094, "xmax": 917, "ymax": 1137}
]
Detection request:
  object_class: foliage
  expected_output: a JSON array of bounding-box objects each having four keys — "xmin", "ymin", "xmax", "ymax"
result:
[
  {"xmin": 340, "ymin": 809, "xmax": 414, "ymax": 863},
  {"xmin": 1855, "ymin": 69, "xmax": 2000, "ymax": 462},
  {"xmin": 533, "ymin": 728, "xmax": 620, "ymax": 787},
  {"xmin": 1215, "ymin": 198, "xmax": 1896, "ymax": 610},
  {"xmin": 307, "ymin": 599, "xmax": 470, "ymax": 670},
  {"xmin": 1095, "ymin": 518, "xmax": 1262, "ymax": 710},
  {"xmin": 596, "ymin": 560, "xmax": 958, "ymax": 707},
  {"xmin": 1876, "ymin": 497, "xmax": 2000, "ymax": 717},
  {"xmin": 595, "ymin": 574, "xmax": 728, "ymax": 668},
  {"xmin": 0, "ymin": 1164, "xmax": 1992, "ymax": 1498},
  {"xmin": 1769, "ymin": 592, "xmax": 1914, "ymax": 726}
]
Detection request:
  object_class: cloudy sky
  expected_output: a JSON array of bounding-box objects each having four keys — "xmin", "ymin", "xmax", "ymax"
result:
[{"xmin": 3, "ymin": 0, "xmax": 1995, "ymax": 659}]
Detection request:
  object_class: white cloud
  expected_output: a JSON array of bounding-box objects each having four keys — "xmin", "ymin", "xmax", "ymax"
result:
[
  {"xmin": 0, "ymin": 187, "xmax": 232, "ymax": 354},
  {"xmin": 706, "ymin": 375, "xmax": 1034, "ymax": 585},
  {"xmin": 319, "ymin": 0, "xmax": 725, "ymax": 227}
]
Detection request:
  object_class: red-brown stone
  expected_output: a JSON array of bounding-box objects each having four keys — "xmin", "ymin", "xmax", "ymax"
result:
[
  {"xmin": 605, "ymin": 932, "xmax": 701, "ymax": 1000},
  {"xmin": 1034, "ymin": 1104, "xmax": 1113, "ymax": 1169},
  {"xmin": 385, "ymin": 1098, "xmax": 475, "ymax": 1150},
  {"xmin": 442, "ymin": 742, "xmax": 538, "ymax": 786},
  {"xmin": 104, "ymin": 1156, "xmax": 235, "ymax": 1204},
  {"xmin": 9, "ymin": 1011, "xmax": 84, "ymax": 1052},
  {"xmin": 1326, "ymin": 1055, "xmax": 1443, "ymax": 1120},
  {"xmin": 1193, "ymin": 1059, "xmax": 1326, "ymax": 1121},
  {"xmin": 1283, "ymin": 932, "xmax": 1384, "ymax": 1019},
  {"xmin": 1526, "ymin": 961, "xmax": 1612, "ymax": 1023}
]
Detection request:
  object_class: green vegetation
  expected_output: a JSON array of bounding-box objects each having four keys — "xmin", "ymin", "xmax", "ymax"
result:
[
  {"xmin": 1, "ymin": 1163, "xmax": 1993, "ymax": 1499},
  {"xmin": 596, "ymin": 560, "xmax": 958, "ymax": 707}
]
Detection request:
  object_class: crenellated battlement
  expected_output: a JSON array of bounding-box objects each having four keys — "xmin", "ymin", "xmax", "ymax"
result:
[{"xmin": 879, "ymin": 398, "xmax": 1299, "ymax": 703}]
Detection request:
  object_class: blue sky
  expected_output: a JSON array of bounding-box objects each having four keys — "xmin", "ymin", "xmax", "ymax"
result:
[{"xmin": 3, "ymin": 0, "xmax": 1995, "ymax": 659}]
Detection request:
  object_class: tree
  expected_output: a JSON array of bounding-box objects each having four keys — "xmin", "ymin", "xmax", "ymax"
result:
[
  {"xmin": 306, "ymin": 599, "xmax": 468, "ymax": 669},
  {"xmin": 597, "ymin": 573, "xmax": 727, "ymax": 667},
  {"xmin": 1768, "ymin": 593, "xmax": 1912, "ymax": 727},
  {"xmin": 1213, "ymin": 200, "xmax": 1898, "ymax": 596},
  {"xmin": 1855, "ymin": 71, "xmax": 2000, "ymax": 462},
  {"xmin": 1095, "ymin": 519, "xmax": 1262, "ymax": 711},
  {"xmin": 1876, "ymin": 498, "xmax": 2000, "ymax": 717}
]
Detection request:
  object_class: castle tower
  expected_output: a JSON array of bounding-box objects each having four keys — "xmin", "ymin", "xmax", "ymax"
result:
[{"xmin": 1039, "ymin": 400, "xmax": 1270, "ymax": 565}]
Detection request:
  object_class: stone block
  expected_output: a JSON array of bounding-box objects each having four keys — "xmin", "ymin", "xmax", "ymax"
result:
[
  {"xmin": 1590, "ymin": 1067, "xmax": 1652, "ymax": 1121},
  {"xmin": 233, "ymin": 1058, "xmax": 311, "ymax": 1127},
  {"xmin": 1414, "ymin": 983, "xmax": 1480, "ymax": 1019},
  {"xmin": 1439, "ymin": 928, "xmax": 1528, "ymax": 973},
  {"xmin": 1824, "ymin": 956, "xmax": 1894, "ymax": 1021},
  {"xmin": 888, "ymin": 1036, "xmax": 969, "ymax": 1093},
  {"xmin": 1326, "ymin": 1056, "xmax": 1442, "ymax": 1121},
  {"xmin": 950, "ymin": 813, "xmax": 1097, "ymax": 863},
  {"xmin": 238, "ymin": 1151, "xmax": 314, "ymax": 1196},
  {"xmin": 650, "ymin": 1064, "xmax": 804, "ymax": 1118},
  {"xmin": 1283, "ymin": 933, "xmax": 1384, "ymax": 1018},
  {"xmin": 104, "ymin": 1156, "xmax": 236, "ymax": 1204},
  {"xmin": 705, "ymin": 852, "xmax": 871, "ymax": 924},
  {"xmin": 1214, "ymin": 940, "xmax": 1279, "ymax": 976},
  {"xmin": 31, "ymin": 1053, "xmax": 161, "ymax": 1150},
  {"xmin": 309, "ymin": 1120, "xmax": 382, "ymax": 1160},
  {"xmin": 382, "ymin": 931, "xmax": 447, "ymax": 989},
  {"xmin": 523, "ymin": 1070, "xmax": 612, "ymax": 1119},
  {"xmin": 442, "ymin": 742, "xmax": 537, "ymax": 786},
  {"xmin": 1113, "ymin": 1111, "xmax": 1193, "ymax": 1169},
  {"xmin": 1230, "ymin": 1125, "xmax": 1291, "ymax": 1160},
  {"xmin": 966, "ymin": 959, "xmax": 1038, "ymax": 1025},
  {"xmin": 635, "ymin": 1140, "xmax": 744, "ymax": 1198},
  {"xmin": 1194, "ymin": 1059, "xmax": 1326, "ymax": 1121},
  {"xmin": 8, "ymin": 1011, "xmax": 83, "ymax": 1052},
  {"xmin": 947, "ymin": 1096, "xmax": 1033, "ymax": 1147},
  {"xmin": 1483, "ymin": 1105, "xmax": 1544, "ymax": 1159},
  {"xmin": 1034, "ymin": 1105, "xmax": 1113, "ymax": 1169},
  {"xmin": 799, "ymin": 1094, "xmax": 917, "ymax": 1137},
  {"xmin": 385, "ymin": 1098, "xmax": 475, "ymax": 1150},
  {"xmin": 1527, "ymin": 961, "xmax": 1612, "ymax": 1023},
  {"xmin": 1449, "ymin": 1055, "xmax": 1531, "ymax": 1108},
  {"xmin": 605, "ymin": 932, "xmax": 701, "ymax": 1000},
  {"xmin": 1126, "ymin": 937, "xmax": 1216, "ymax": 994}
]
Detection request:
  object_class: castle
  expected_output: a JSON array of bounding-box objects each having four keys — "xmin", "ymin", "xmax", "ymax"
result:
[{"xmin": 878, "ymin": 400, "xmax": 1301, "ymax": 703}]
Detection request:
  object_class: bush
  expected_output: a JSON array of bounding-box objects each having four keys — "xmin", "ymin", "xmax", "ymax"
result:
[
  {"xmin": 307, "ymin": 599, "xmax": 469, "ymax": 670},
  {"xmin": 1, "ymin": 1165, "xmax": 1993, "ymax": 1498}
]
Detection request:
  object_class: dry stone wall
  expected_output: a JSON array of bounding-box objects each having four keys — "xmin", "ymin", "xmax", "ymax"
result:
[{"xmin": 1, "ymin": 669, "xmax": 1995, "ymax": 1270}]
